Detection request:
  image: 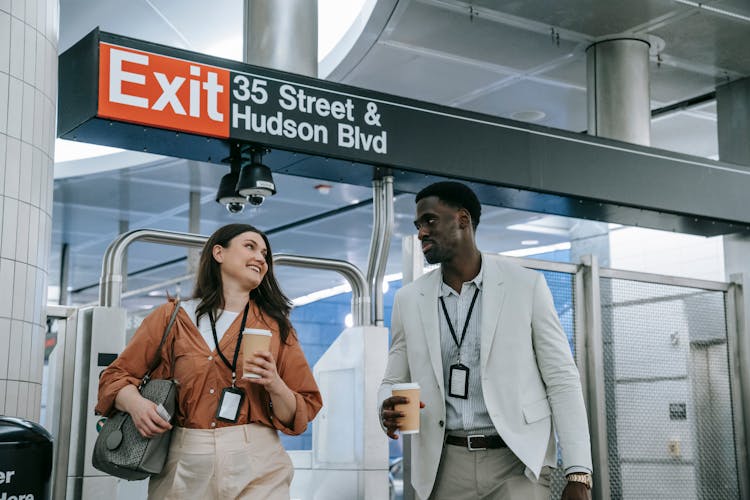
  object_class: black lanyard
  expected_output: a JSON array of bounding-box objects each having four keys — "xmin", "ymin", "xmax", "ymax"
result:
[
  {"xmin": 208, "ymin": 302, "xmax": 249, "ymax": 387},
  {"xmin": 439, "ymin": 287, "xmax": 480, "ymax": 355}
]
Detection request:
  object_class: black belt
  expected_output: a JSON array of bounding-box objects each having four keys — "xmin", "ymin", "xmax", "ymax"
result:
[{"xmin": 445, "ymin": 434, "xmax": 506, "ymax": 451}]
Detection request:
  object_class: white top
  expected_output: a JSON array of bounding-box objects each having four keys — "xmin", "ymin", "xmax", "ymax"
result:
[{"xmin": 180, "ymin": 298, "xmax": 240, "ymax": 352}]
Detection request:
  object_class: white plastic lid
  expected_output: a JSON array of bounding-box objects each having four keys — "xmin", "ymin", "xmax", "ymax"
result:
[
  {"xmin": 243, "ymin": 328, "xmax": 272, "ymax": 336},
  {"xmin": 392, "ymin": 382, "xmax": 420, "ymax": 391}
]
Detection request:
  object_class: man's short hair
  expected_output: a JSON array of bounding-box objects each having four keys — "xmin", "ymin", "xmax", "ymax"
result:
[{"xmin": 415, "ymin": 181, "xmax": 481, "ymax": 229}]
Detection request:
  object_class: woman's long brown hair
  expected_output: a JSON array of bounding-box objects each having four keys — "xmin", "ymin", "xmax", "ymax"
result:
[{"xmin": 193, "ymin": 223, "xmax": 294, "ymax": 343}]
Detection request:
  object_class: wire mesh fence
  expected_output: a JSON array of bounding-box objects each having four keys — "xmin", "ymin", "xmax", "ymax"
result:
[{"xmin": 600, "ymin": 278, "xmax": 739, "ymax": 500}]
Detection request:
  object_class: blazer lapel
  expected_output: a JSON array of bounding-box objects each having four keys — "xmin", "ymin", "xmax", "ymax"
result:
[
  {"xmin": 480, "ymin": 255, "xmax": 506, "ymax": 371},
  {"xmin": 416, "ymin": 270, "xmax": 445, "ymax": 394}
]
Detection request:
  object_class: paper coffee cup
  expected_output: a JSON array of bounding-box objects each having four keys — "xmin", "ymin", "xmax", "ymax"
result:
[
  {"xmin": 392, "ymin": 382, "xmax": 420, "ymax": 434},
  {"xmin": 242, "ymin": 329, "xmax": 272, "ymax": 379}
]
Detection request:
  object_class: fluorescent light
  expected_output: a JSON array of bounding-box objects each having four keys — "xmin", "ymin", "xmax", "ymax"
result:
[
  {"xmin": 673, "ymin": 0, "xmax": 750, "ymax": 23},
  {"xmin": 291, "ymin": 272, "xmax": 405, "ymax": 306},
  {"xmin": 521, "ymin": 239, "xmax": 539, "ymax": 246},
  {"xmin": 507, "ymin": 222, "xmax": 570, "ymax": 236},
  {"xmin": 344, "ymin": 313, "xmax": 354, "ymax": 328},
  {"xmin": 292, "ymin": 282, "xmax": 352, "ymax": 306},
  {"xmin": 501, "ymin": 242, "xmax": 571, "ymax": 257}
]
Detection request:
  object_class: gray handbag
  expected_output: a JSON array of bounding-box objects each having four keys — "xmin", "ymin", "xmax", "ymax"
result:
[{"xmin": 92, "ymin": 301, "xmax": 181, "ymax": 480}]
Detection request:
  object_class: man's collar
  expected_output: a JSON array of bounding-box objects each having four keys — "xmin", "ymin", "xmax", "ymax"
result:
[{"xmin": 439, "ymin": 256, "xmax": 484, "ymax": 297}]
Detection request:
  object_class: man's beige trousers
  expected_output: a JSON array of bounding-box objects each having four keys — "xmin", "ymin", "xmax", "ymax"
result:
[{"xmin": 429, "ymin": 444, "xmax": 551, "ymax": 500}]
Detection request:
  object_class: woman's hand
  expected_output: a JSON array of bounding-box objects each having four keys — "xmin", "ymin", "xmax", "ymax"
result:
[
  {"xmin": 244, "ymin": 351, "xmax": 286, "ymax": 395},
  {"xmin": 243, "ymin": 351, "xmax": 297, "ymax": 425},
  {"xmin": 114, "ymin": 384, "xmax": 172, "ymax": 438}
]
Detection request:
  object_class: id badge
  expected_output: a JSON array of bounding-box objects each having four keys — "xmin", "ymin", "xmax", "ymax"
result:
[
  {"xmin": 449, "ymin": 363, "xmax": 469, "ymax": 399},
  {"xmin": 216, "ymin": 386, "xmax": 245, "ymax": 423}
]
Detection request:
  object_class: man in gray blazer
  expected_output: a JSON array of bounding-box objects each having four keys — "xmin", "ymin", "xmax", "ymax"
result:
[{"xmin": 378, "ymin": 182, "xmax": 592, "ymax": 500}]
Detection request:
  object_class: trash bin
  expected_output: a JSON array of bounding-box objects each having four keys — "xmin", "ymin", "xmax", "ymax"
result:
[{"xmin": 0, "ymin": 416, "xmax": 53, "ymax": 500}]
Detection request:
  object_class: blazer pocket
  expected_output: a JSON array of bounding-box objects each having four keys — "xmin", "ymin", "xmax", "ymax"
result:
[{"xmin": 523, "ymin": 397, "xmax": 551, "ymax": 424}]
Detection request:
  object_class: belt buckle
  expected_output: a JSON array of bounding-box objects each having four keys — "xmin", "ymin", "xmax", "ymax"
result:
[{"xmin": 467, "ymin": 434, "xmax": 486, "ymax": 451}]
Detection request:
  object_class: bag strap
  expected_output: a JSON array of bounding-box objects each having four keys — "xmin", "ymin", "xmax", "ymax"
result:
[{"xmin": 138, "ymin": 300, "xmax": 181, "ymax": 391}]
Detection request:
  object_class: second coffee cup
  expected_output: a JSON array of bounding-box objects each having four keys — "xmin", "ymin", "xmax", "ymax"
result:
[
  {"xmin": 392, "ymin": 382, "xmax": 421, "ymax": 434},
  {"xmin": 242, "ymin": 328, "xmax": 272, "ymax": 379}
]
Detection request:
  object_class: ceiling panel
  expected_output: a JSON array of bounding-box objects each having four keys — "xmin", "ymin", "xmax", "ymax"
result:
[
  {"xmin": 649, "ymin": 60, "xmax": 721, "ymax": 105},
  {"xmin": 126, "ymin": 160, "xmax": 222, "ymax": 190},
  {"xmin": 534, "ymin": 52, "xmax": 722, "ymax": 108},
  {"xmin": 59, "ymin": 0, "xmax": 187, "ymax": 52},
  {"xmin": 462, "ymin": 79, "xmax": 588, "ymax": 131},
  {"xmin": 388, "ymin": 1, "xmax": 578, "ymax": 71},
  {"xmin": 536, "ymin": 54, "xmax": 587, "ymax": 89},
  {"xmin": 472, "ymin": 0, "xmax": 688, "ymax": 37},
  {"xmin": 148, "ymin": 0, "xmax": 242, "ymax": 54},
  {"xmin": 714, "ymin": 0, "xmax": 750, "ymax": 16},
  {"xmin": 342, "ymin": 42, "xmax": 513, "ymax": 104},
  {"xmin": 649, "ymin": 10, "xmax": 750, "ymax": 74}
]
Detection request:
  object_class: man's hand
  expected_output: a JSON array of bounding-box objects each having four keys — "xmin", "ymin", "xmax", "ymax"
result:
[
  {"xmin": 561, "ymin": 480, "xmax": 590, "ymax": 500},
  {"xmin": 380, "ymin": 396, "xmax": 425, "ymax": 439}
]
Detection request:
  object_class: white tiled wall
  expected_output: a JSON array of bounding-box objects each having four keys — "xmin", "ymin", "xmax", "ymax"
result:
[{"xmin": 0, "ymin": 0, "xmax": 57, "ymax": 422}]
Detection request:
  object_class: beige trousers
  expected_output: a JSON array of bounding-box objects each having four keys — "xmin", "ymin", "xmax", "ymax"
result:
[
  {"xmin": 148, "ymin": 424, "xmax": 294, "ymax": 500},
  {"xmin": 428, "ymin": 444, "xmax": 551, "ymax": 500}
]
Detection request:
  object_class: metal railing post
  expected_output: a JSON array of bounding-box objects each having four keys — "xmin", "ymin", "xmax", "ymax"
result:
[
  {"xmin": 580, "ymin": 254, "xmax": 611, "ymax": 500},
  {"xmin": 366, "ymin": 176, "xmax": 393, "ymax": 326},
  {"xmin": 728, "ymin": 274, "xmax": 750, "ymax": 499}
]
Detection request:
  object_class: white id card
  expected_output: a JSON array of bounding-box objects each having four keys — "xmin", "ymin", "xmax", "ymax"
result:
[
  {"xmin": 216, "ymin": 386, "xmax": 245, "ymax": 422},
  {"xmin": 449, "ymin": 363, "xmax": 469, "ymax": 399}
]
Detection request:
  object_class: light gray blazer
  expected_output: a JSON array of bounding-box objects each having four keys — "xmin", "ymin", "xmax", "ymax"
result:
[{"xmin": 378, "ymin": 254, "xmax": 592, "ymax": 499}]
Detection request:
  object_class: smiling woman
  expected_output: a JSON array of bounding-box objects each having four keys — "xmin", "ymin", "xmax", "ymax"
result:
[{"xmin": 96, "ymin": 223, "xmax": 322, "ymax": 500}]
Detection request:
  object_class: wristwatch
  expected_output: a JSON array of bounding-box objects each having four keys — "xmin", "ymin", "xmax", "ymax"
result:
[{"xmin": 566, "ymin": 473, "xmax": 592, "ymax": 489}]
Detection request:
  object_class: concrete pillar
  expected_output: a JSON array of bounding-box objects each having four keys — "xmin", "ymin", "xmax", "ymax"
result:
[
  {"xmin": 587, "ymin": 38, "xmax": 651, "ymax": 146},
  {"xmin": 0, "ymin": 0, "xmax": 59, "ymax": 422},
  {"xmin": 243, "ymin": 0, "xmax": 318, "ymax": 77},
  {"xmin": 717, "ymin": 78, "xmax": 750, "ymax": 166}
]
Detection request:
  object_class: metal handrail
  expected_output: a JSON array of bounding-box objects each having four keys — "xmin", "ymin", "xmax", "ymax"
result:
[
  {"xmin": 98, "ymin": 229, "xmax": 371, "ymax": 325},
  {"xmin": 274, "ymin": 254, "xmax": 371, "ymax": 326},
  {"xmin": 99, "ymin": 229, "xmax": 207, "ymax": 307},
  {"xmin": 366, "ymin": 176, "xmax": 394, "ymax": 326}
]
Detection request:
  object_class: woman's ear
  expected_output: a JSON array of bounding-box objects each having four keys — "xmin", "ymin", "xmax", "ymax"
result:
[{"xmin": 212, "ymin": 244, "xmax": 224, "ymax": 263}]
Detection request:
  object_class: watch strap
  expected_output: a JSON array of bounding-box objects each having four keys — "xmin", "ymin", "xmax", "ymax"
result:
[{"xmin": 566, "ymin": 473, "xmax": 592, "ymax": 489}]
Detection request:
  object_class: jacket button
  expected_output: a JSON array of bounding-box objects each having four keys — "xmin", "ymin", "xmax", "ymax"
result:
[{"xmin": 439, "ymin": 420, "xmax": 444, "ymax": 427}]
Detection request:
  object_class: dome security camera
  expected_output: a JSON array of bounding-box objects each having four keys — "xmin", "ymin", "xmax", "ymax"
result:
[
  {"xmin": 246, "ymin": 194, "xmax": 265, "ymax": 206},
  {"xmin": 225, "ymin": 201, "xmax": 246, "ymax": 214}
]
